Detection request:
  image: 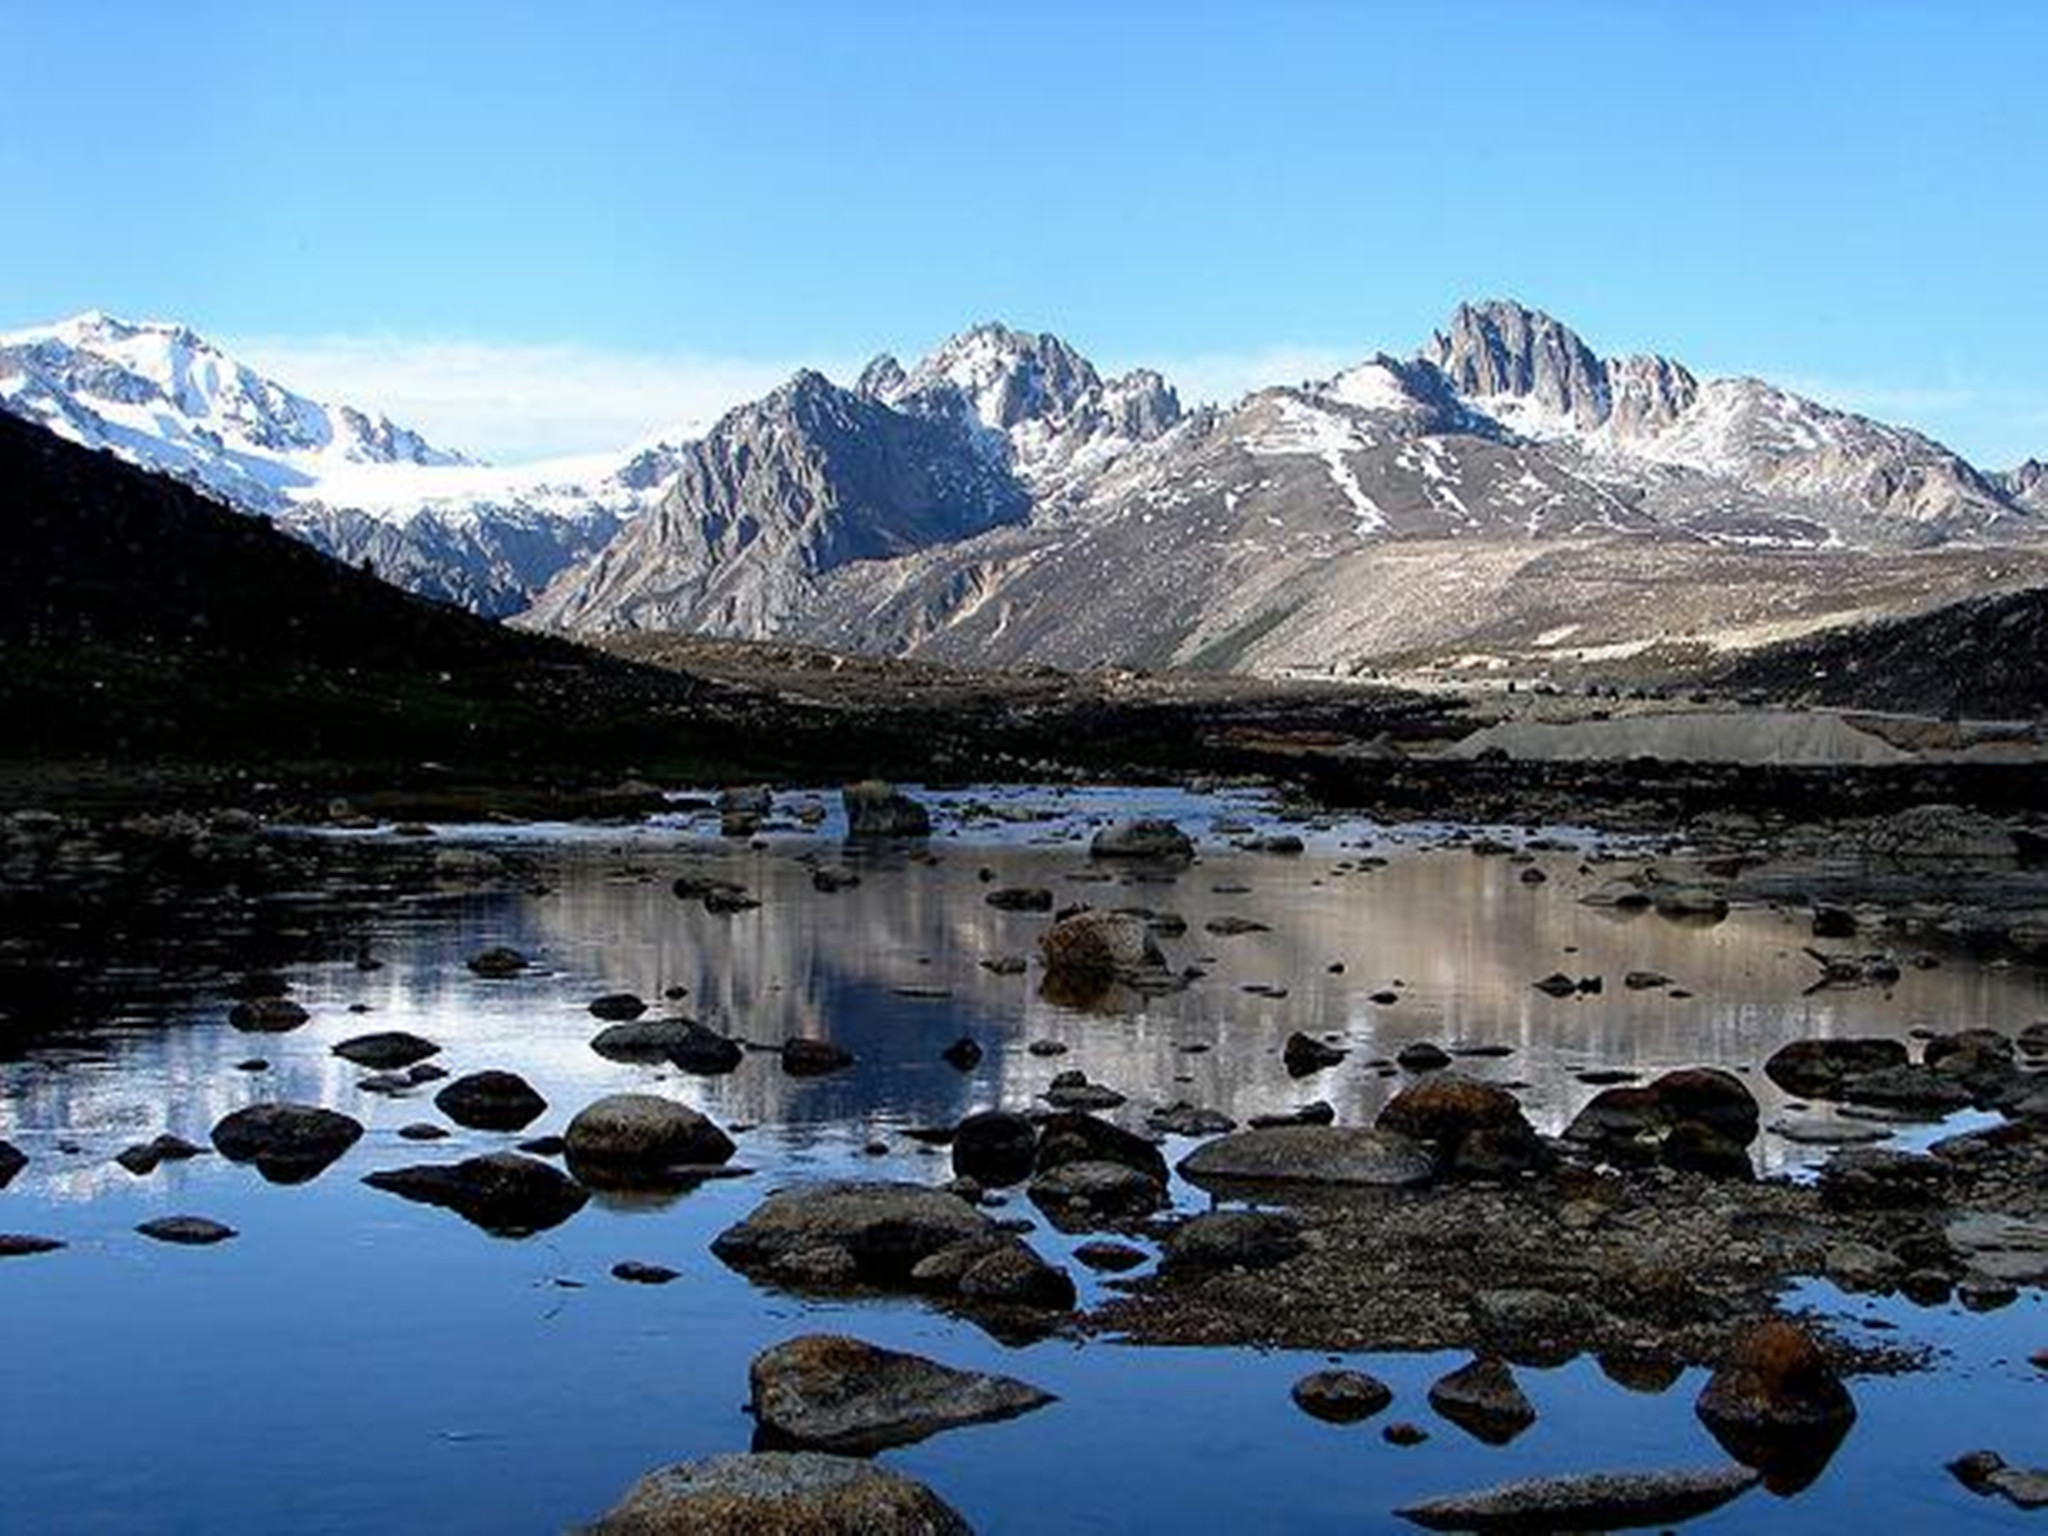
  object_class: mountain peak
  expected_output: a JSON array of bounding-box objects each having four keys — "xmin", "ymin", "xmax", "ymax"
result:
[
  {"xmin": 0, "ymin": 309, "xmax": 467, "ymax": 507},
  {"xmin": 896, "ymin": 321, "xmax": 1100, "ymax": 427},
  {"xmin": 1425, "ymin": 299, "xmax": 1612, "ymax": 429}
]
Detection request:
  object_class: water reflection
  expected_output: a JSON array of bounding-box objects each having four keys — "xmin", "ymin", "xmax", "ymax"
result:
[
  {"xmin": 6, "ymin": 810, "xmax": 2046, "ymax": 1205},
  {"xmin": 1, "ymin": 796, "xmax": 2045, "ymax": 1532}
]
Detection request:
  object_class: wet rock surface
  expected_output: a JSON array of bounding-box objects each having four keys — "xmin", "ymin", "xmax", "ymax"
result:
[
  {"xmin": 1090, "ymin": 1113, "xmax": 2048, "ymax": 1364},
  {"xmin": 711, "ymin": 1181, "xmax": 1073, "ymax": 1316},
  {"xmin": 1089, "ymin": 818, "xmax": 1194, "ymax": 861},
  {"xmin": 1951, "ymin": 1450, "xmax": 2048, "ymax": 1511},
  {"xmin": 434, "ymin": 1070, "xmax": 547, "ymax": 1132},
  {"xmin": 227, "ymin": 997, "xmax": 308, "ymax": 1033},
  {"xmin": 364, "ymin": 1152, "xmax": 589, "ymax": 1236},
  {"xmin": 1427, "ymin": 1357, "xmax": 1536, "ymax": 1444},
  {"xmin": 564, "ymin": 1094, "xmax": 737, "ymax": 1190},
  {"xmin": 1397, "ymin": 1465, "xmax": 1760, "ymax": 1531},
  {"xmin": 211, "ymin": 1103, "xmax": 364, "ymax": 1184},
  {"xmin": 1179, "ymin": 1126, "xmax": 1435, "ymax": 1190},
  {"xmin": 331, "ymin": 1031, "xmax": 441, "ymax": 1070},
  {"xmin": 114, "ymin": 1132, "xmax": 206, "ymax": 1176},
  {"xmin": 135, "ymin": 1215, "xmax": 236, "ymax": 1245},
  {"xmin": 949, "ymin": 1111, "xmax": 1038, "ymax": 1187},
  {"xmin": 748, "ymin": 1333, "xmax": 1053, "ymax": 1453},
  {"xmin": 1290, "ymin": 1367, "xmax": 1393, "ymax": 1424},
  {"xmin": 582, "ymin": 1451, "xmax": 972, "ymax": 1535},
  {"xmin": 1694, "ymin": 1319, "xmax": 1856, "ymax": 1488},
  {"xmin": 842, "ymin": 782, "xmax": 932, "ymax": 840}
]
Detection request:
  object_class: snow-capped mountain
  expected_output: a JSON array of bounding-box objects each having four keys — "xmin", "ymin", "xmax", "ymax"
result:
[
  {"xmin": 0, "ymin": 311, "xmax": 466, "ymax": 509},
  {"xmin": 1424, "ymin": 299, "xmax": 2017, "ymax": 543},
  {"xmin": 11, "ymin": 300, "xmax": 2045, "ymax": 672},
  {"xmin": 522, "ymin": 302, "xmax": 2046, "ymax": 673},
  {"xmin": 0, "ymin": 312, "xmax": 691, "ymax": 615},
  {"xmin": 857, "ymin": 322, "xmax": 1182, "ymax": 503}
]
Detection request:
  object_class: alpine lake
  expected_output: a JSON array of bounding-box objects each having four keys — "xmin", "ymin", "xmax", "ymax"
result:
[{"xmin": 2, "ymin": 785, "xmax": 2044, "ymax": 1533}]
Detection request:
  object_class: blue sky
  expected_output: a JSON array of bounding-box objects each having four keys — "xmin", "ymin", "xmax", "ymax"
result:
[{"xmin": 6, "ymin": 0, "xmax": 2045, "ymax": 463}]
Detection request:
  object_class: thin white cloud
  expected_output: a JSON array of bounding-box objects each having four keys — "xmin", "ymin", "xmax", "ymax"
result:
[
  {"xmin": 226, "ymin": 333, "xmax": 854, "ymax": 464},
  {"xmin": 227, "ymin": 331, "xmax": 1380, "ymax": 462}
]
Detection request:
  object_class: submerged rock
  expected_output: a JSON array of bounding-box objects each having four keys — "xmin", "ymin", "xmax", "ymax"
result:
[
  {"xmin": 590, "ymin": 1016, "xmax": 742, "ymax": 1074},
  {"xmin": 1694, "ymin": 1320, "xmax": 1855, "ymax": 1488},
  {"xmin": 1041, "ymin": 1070, "xmax": 1124, "ymax": 1111},
  {"xmin": 588, "ymin": 992, "xmax": 649, "ymax": 1022},
  {"xmin": 581, "ymin": 1451, "xmax": 972, "ymax": 1535},
  {"xmin": 465, "ymin": 946, "xmax": 530, "ymax": 979},
  {"xmin": 1073, "ymin": 1240, "xmax": 1148, "ymax": 1273},
  {"xmin": 1950, "ymin": 1450, "xmax": 2048, "ymax": 1511},
  {"xmin": 1397, "ymin": 1465, "xmax": 1760, "ymax": 1531},
  {"xmin": 843, "ymin": 782, "xmax": 931, "ymax": 839},
  {"xmin": 1764, "ymin": 1038, "xmax": 1909, "ymax": 1098},
  {"xmin": 227, "ymin": 997, "xmax": 309, "ymax": 1033},
  {"xmin": 950, "ymin": 1111, "xmax": 1037, "ymax": 1188},
  {"xmin": 1247, "ymin": 1102, "xmax": 1336, "ymax": 1129},
  {"xmin": 331, "ymin": 1031, "xmax": 441, "ymax": 1070},
  {"xmin": 135, "ymin": 1215, "xmax": 236, "ymax": 1246},
  {"xmin": 984, "ymin": 887, "xmax": 1053, "ymax": 912},
  {"xmin": 434, "ymin": 1071, "xmax": 547, "ymax": 1132},
  {"xmin": 211, "ymin": 1103, "xmax": 364, "ymax": 1184},
  {"xmin": 612, "ymin": 1261, "xmax": 680, "ymax": 1285},
  {"xmin": 365, "ymin": 1153, "xmax": 589, "ymax": 1236},
  {"xmin": 113, "ymin": 1133, "xmax": 206, "ymax": 1177},
  {"xmin": 1037, "ymin": 911, "xmax": 1168, "ymax": 989},
  {"xmin": 712, "ymin": 1181, "xmax": 1073, "ymax": 1314},
  {"xmin": 1178, "ymin": 1126, "xmax": 1433, "ymax": 1191},
  {"xmin": 749, "ymin": 1333, "xmax": 1054, "ymax": 1454},
  {"xmin": 1146, "ymin": 1102, "xmax": 1236, "ymax": 1137},
  {"xmin": 564, "ymin": 1094, "xmax": 736, "ymax": 1190},
  {"xmin": 1291, "ymin": 1368, "xmax": 1392, "ymax": 1424},
  {"xmin": 1089, "ymin": 819, "xmax": 1194, "ymax": 861},
  {"xmin": 1395, "ymin": 1041, "xmax": 1452, "ymax": 1072},
  {"xmin": 1837, "ymin": 1064, "xmax": 1972, "ymax": 1114},
  {"xmin": 1283, "ymin": 1033, "xmax": 1347, "ymax": 1076},
  {"xmin": 782, "ymin": 1038, "xmax": 854, "ymax": 1077},
  {"xmin": 1427, "ymin": 1357, "xmax": 1536, "ymax": 1445}
]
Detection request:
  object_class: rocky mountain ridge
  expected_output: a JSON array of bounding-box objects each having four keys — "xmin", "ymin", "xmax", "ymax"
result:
[
  {"xmin": 9, "ymin": 300, "xmax": 2045, "ymax": 671},
  {"xmin": 521, "ymin": 300, "xmax": 2047, "ymax": 668}
]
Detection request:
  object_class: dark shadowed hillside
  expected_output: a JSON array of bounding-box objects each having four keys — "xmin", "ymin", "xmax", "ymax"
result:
[
  {"xmin": 0, "ymin": 409, "xmax": 803, "ymax": 786},
  {"xmin": 1714, "ymin": 586, "xmax": 2048, "ymax": 718}
]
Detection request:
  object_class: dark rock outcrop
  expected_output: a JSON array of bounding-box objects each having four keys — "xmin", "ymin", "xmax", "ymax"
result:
[
  {"xmin": 748, "ymin": 1333, "xmax": 1053, "ymax": 1453},
  {"xmin": 364, "ymin": 1152, "xmax": 589, "ymax": 1236},
  {"xmin": 211, "ymin": 1103, "xmax": 364, "ymax": 1184},
  {"xmin": 580, "ymin": 1451, "xmax": 973, "ymax": 1535}
]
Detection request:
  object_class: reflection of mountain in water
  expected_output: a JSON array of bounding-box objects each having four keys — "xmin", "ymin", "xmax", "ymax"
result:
[
  {"xmin": 521, "ymin": 836, "xmax": 2048, "ymax": 1161},
  {"xmin": 6, "ymin": 827, "xmax": 2046, "ymax": 1199}
]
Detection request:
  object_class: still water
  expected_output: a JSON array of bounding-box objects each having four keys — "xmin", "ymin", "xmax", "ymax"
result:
[{"xmin": 1, "ymin": 787, "xmax": 2042, "ymax": 1532}]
